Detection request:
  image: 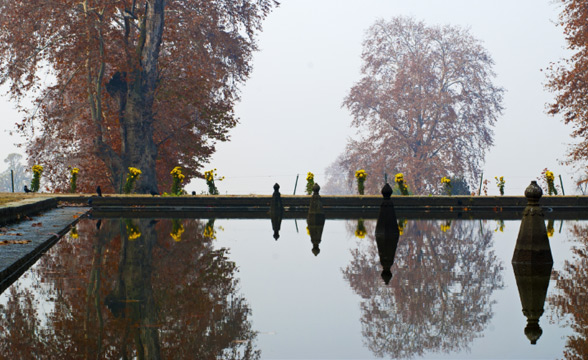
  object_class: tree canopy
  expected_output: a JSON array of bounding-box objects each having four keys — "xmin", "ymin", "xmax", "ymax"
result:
[
  {"xmin": 331, "ymin": 17, "xmax": 503, "ymax": 194},
  {"xmin": 0, "ymin": 0, "xmax": 278, "ymax": 193},
  {"xmin": 546, "ymin": 0, "xmax": 588, "ymax": 175}
]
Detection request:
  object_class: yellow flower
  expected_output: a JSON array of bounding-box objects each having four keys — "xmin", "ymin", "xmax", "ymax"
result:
[
  {"xmin": 32, "ymin": 165, "xmax": 43, "ymax": 174},
  {"xmin": 441, "ymin": 176, "xmax": 451, "ymax": 184},
  {"xmin": 355, "ymin": 169, "xmax": 367, "ymax": 180},
  {"xmin": 306, "ymin": 172, "xmax": 314, "ymax": 181},
  {"xmin": 395, "ymin": 173, "xmax": 404, "ymax": 183},
  {"xmin": 545, "ymin": 170, "xmax": 555, "ymax": 182},
  {"xmin": 70, "ymin": 167, "xmax": 79, "ymax": 175}
]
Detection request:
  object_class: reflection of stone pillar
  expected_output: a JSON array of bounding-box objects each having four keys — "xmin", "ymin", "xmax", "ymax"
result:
[
  {"xmin": 307, "ymin": 183, "xmax": 325, "ymax": 256},
  {"xmin": 270, "ymin": 183, "xmax": 284, "ymax": 240},
  {"xmin": 512, "ymin": 181, "xmax": 553, "ymax": 264},
  {"xmin": 512, "ymin": 181, "xmax": 554, "ymax": 345},
  {"xmin": 512, "ymin": 262, "xmax": 553, "ymax": 345},
  {"xmin": 375, "ymin": 183, "xmax": 399, "ymax": 285}
]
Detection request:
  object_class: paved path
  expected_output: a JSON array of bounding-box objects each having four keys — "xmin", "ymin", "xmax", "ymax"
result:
[{"xmin": 0, "ymin": 206, "xmax": 90, "ymax": 293}]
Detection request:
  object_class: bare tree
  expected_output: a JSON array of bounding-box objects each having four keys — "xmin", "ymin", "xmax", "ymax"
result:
[{"xmin": 335, "ymin": 17, "xmax": 504, "ymax": 194}]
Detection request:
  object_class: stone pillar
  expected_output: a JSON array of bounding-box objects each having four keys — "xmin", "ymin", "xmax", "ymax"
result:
[
  {"xmin": 375, "ymin": 183, "xmax": 400, "ymax": 284},
  {"xmin": 270, "ymin": 183, "xmax": 284, "ymax": 240},
  {"xmin": 307, "ymin": 183, "xmax": 325, "ymax": 256}
]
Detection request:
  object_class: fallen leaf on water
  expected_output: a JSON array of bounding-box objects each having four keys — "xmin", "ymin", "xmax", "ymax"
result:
[
  {"xmin": 5, "ymin": 233, "xmax": 23, "ymax": 236},
  {"xmin": 72, "ymin": 215, "xmax": 78, "ymax": 219},
  {"xmin": 32, "ymin": 222, "xmax": 43, "ymax": 227},
  {"xmin": 0, "ymin": 240, "xmax": 31, "ymax": 245}
]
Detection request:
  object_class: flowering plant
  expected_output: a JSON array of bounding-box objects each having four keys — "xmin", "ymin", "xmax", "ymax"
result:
[
  {"xmin": 440, "ymin": 220, "xmax": 451, "ymax": 233},
  {"xmin": 355, "ymin": 218, "xmax": 366, "ymax": 238},
  {"xmin": 204, "ymin": 169, "xmax": 223, "ymax": 195},
  {"xmin": 123, "ymin": 167, "xmax": 141, "ymax": 194},
  {"xmin": 547, "ymin": 219, "xmax": 554, "ymax": 237},
  {"xmin": 70, "ymin": 167, "xmax": 79, "ymax": 193},
  {"xmin": 306, "ymin": 172, "xmax": 315, "ymax": 195},
  {"xmin": 170, "ymin": 219, "xmax": 184, "ymax": 242},
  {"xmin": 397, "ymin": 219, "xmax": 407, "ymax": 236},
  {"xmin": 70, "ymin": 226, "xmax": 79, "ymax": 239},
  {"xmin": 495, "ymin": 176, "xmax": 505, "ymax": 196},
  {"xmin": 395, "ymin": 173, "xmax": 409, "ymax": 195},
  {"xmin": 203, "ymin": 219, "xmax": 217, "ymax": 239},
  {"xmin": 441, "ymin": 176, "xmax": 452, "ymax": 196},
  {"xmin": 30, "ymin": 165, "xmax": 43, "ymax": 192},
  {"xmin": 170, "ymin": 166, "xmax": 185, "ymax": 195},
  {"xmin": 125, "ymin": 220, "xmax": 141, "ymax": 241},
  {"xmin": 545, "ymin": 170, "xmax": 557, "ymax": 195},
  {"xmin": 355, "ymin": 169, "xmax": 367, "ymax": 195}
]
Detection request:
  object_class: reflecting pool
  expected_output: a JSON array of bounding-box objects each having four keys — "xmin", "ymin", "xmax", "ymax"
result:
[{"xmin": 0, "ymin": 217, "xmax": 584, "ymax": 359}]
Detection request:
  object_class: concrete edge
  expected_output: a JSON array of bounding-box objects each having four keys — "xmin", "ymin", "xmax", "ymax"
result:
[{"xmin": 0, "ymin": 198, "xmax": 58, "ymax": 227}]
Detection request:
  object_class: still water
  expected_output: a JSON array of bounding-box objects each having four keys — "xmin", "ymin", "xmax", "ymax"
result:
[{"xmin": 0, "ymin": 217, "xmax": 583, "ymax": 359}]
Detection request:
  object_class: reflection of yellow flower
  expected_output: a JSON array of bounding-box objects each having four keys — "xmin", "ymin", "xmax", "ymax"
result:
[
  {"xmin": 70, "ymin": 167, "xmax": 79, "ymax": 175},
  {"xmin": 306, "ymin": 226, "xmax": 310, "ymax": 235},
  {"xmin": 128, "ymin": 230, "xmax": 141, "ymax": 241},
  {"xmin": 203, "ymin": 225, "xmax": 216, "ymax": 239},
  {"xmin": 170, "ymin": 225, "xmax": 184, "ymax": 242},
  {"xmin": 355, "ymin": 169, "xmax": 367, "ymax": 180},
  {"xmin": 397, "ymin": 219, "xmax": 407, "ymax": 236},
  {"xmin": 355, "ymin": 229, "xmax": 366, "ymax": 238},
  {"xmin": 126, "ymin": 222, "xmax": 141, "ymax": 241},
  {"xmin": 547, "ymin": 227, "xmax": 554, "ymax": 237},
  {"xmin": 70, "ymin": 226, "xmax": 78, "ymax": 239},
  {"xmin": 355, "ymin": 219, "xmax": 366, "ymax": 238},
  {"xmin": 494, "ymin": 220, "xmax": 505, "ymax": 232},
  {"xmin": 440, "ymin": 221, "xmax": 451, "ymax": 232}
]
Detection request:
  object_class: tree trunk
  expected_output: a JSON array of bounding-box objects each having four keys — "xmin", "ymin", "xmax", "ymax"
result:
[{"xmin": 121, "ymin": 0, "xmax": 165, "ymax": 194}]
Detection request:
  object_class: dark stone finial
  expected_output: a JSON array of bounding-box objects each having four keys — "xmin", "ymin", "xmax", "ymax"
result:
[
  {"xmin": 312, "ymin": 183, "xmax": 320, "ymax": 195},
  {"xmin": 525, "ymin": 320, "xmax": 543, "ymax": 345},
  {"xmin": 273, "ymin": 183, "xmax": 280, "ymax": 192},
  {"xmin": 381, "ymin": 270, "xmax": 392, "ymax": 285},
  {"xmin": 524, "ymin": 181, "xmax": 543, "ymax": 205},
  {"xmin": 270, "ymin": 183, "xmax": 283, "ymax": 240},
  {"xmin": 381, "ymin": 183, "xmax": 393, "ymax": 199}
]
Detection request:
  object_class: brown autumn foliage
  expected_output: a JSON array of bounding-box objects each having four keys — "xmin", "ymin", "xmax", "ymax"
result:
[
  {"xmin": 331, "ymin": 17, "xmax": 504, "ymax": 194},
  {"xmin": 549, "ymin": 224, "xmax": 588, "ymax": 360},
  {"xmin": 546, "ymin": 0, "xmax": 588, "ymax": 175},
  {"xmin": 343, "ymin": 220, "xmax": 503, "ymax": 358},
  {"xmin": 0, "ymin": 0, "xmax": 278, "ymax": 194},
  {"xmin": 0, "ymin": 218, "xmax": 260, "ymax": 359}
]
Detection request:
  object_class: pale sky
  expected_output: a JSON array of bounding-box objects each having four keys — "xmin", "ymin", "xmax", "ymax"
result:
[{"xmin": 0, "ymin": 0, "xmax": 577, "ymax": 196}]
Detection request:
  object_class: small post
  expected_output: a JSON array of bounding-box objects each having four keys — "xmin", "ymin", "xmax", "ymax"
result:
[
  {"xmin": 478, "ymin": 173, "xmax": 484, "ymax": 196},
  {"xmin": 10, "ymin": 170, "xmax": 14, "ymax": 193},
  {"xmin": 293, "ymin": 174, "xmax": 299, "ymax": 195},
  {"xmin": 559, "ymin": 175, "xmax": 565, "ymax": 195},
  {"xmin": 384, "ymin": 172, "xmax": 388, "ymax": 185}
]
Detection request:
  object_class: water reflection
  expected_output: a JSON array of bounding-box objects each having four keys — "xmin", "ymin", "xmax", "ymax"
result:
[
  {"xmin": 343, "ymin": 220, "xmax": 503, "ymax": 359},
  {"xmin": 549, "ymin": 224, "xmax": 588, "ymax": 359},
  {"xmin": 0, "ymin": 219, "xmax": 259, "ymax": 359}
]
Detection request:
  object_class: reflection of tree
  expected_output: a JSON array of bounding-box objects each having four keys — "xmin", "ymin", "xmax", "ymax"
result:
[
  {"xmin": 0, "ymin": 218, "xmax": 259, "ymax": 359},
  {"xmin": 549, "ymin": 224, "xmax": 588, "ymax": 360},
  {"xmin": 343, "ymin": 220, "xmax": 503, "ymax": 359}
]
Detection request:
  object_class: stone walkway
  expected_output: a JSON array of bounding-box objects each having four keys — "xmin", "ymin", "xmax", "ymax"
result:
[{"xmin": 0, "ymin": 206, "xmax": 90, "ymax": 293}]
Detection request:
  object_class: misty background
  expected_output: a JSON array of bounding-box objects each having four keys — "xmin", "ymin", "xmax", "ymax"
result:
[{"xmin": 0, "ymin": 0, "xmax": 576, "ymax": 195}]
